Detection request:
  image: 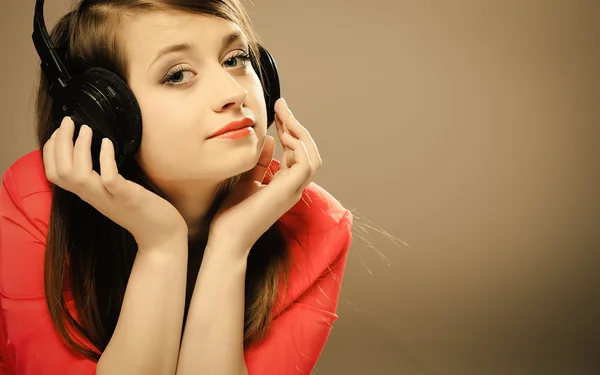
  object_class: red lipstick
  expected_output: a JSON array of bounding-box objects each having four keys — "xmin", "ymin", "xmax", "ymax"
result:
[{"xmin": 208, "ymin": 117, "xmax": 255, "ymax": 140}]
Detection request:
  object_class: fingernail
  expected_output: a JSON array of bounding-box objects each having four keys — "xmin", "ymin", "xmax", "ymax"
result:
[
  {"xmin": 80, "ymin": 125, "xmax": 89, "ymax": 135},
  {"xmin": 281, "ymin": 97, "xmax": 287, "ymax": 107}
]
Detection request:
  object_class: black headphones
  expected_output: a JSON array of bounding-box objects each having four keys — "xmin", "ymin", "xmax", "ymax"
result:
[{"xmin": 32, "ymin": 0, "xmax": 281, "ymax": 172}]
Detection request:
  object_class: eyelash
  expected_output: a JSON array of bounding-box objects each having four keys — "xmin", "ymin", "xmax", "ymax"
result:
[{"xmin": 161, "ymin": 51, "xmax": 252, "ymax": 87}]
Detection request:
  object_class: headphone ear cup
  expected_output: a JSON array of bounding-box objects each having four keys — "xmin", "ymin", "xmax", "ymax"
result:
[
  {"xmin": 58, "ymin": 67, "xmax": 142, "ymax": 171},
  {"xmin": 254, "ymin": 45, "xmax": 280, "ymax": 128},
  {"xmin": 81, "ymin": 67, "xmax": 143, "ymax": 156}
]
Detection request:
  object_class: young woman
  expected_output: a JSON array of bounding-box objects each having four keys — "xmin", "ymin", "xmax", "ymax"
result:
[{"xmin": 0, "ymin": 1, "xmax": 352, "ymax": 374}]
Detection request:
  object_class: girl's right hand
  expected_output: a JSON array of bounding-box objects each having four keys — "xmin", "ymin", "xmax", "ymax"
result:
[{"xmin": 42, "ymin": 116, "xmax": 188, "ymax": 252}]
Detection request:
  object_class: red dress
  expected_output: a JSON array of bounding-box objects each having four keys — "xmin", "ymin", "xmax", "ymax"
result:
[{"xmin": 0, "ymin": 150, "xmax": 352, "ymax": 375}]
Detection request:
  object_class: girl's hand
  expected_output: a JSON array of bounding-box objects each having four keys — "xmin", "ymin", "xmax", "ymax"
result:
[
  {"xmin": 209, "ymin": 98, "xmax": 322, "ymax": 254},
  {"xmin": 43, "ymin": 117, "xmax": 188, "ymax": 252}
]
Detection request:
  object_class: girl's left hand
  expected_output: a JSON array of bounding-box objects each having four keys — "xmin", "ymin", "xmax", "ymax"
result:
[{"xmin": 209, "ymin": 98, "xmax": 322, "ymax": 255}]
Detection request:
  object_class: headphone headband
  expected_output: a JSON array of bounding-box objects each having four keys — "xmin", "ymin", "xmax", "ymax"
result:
[{"xmin": 33, "ymin": 0, "xmax": 72, "ymax": 90}]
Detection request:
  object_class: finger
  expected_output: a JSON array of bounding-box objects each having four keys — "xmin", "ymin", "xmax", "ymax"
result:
[
  {"xmin": 283, "ymin": 132, "xmax": 310, "ymax": 170},
  {"xmin": 274, "ymin": 113, "xmax": 295, "ymax": 171},
  {"xmin": 275, "ymin": 99, "xmax": 322, "ymax": 171},
  {"xmin": 71, "ymin": 125, "xmax": 96, "ymax": 185},
  {"xmin": 281, "ymin": 148, "xmax": 295, "ymax": 169},
  {"xmin": 278, "ymin": 132, "xmax": 312, "ymax": 193},
  {"xmin": 99, "ymin": 138, "xmax": 133, "ymax": 200},
  {"xmin": 278, "ymin": 131, "xmax": 299, "ymax": 169},
  {"xmin": 54, "ymin": 117, "xmax": 76, "ymax": 180},
  {"xmin": 275, "ymin": 106, "xmax": 288, "ymax": 133},
  {"xmin": 241, "ymin": 135, "xmax": 275, "ymax": 182},
  {"xmin": 42, "ymin": 130, "xmax": 58, "ymax": 182},
  {"xmin": 274, "ymin": 112, "xmax": 289, "ymax": 152}
]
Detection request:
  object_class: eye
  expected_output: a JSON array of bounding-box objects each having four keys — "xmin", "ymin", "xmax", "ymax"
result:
[
  {"xmin": 160, "ymin": 50, "xmax": 252, "ymax": 88},
  {"xmin": 223, "ymin": 51, "xmax": 252, "ymax": 69},
  {"xmin": 161, "ymin": 64, "xmax": 196, "ymax": 87}
]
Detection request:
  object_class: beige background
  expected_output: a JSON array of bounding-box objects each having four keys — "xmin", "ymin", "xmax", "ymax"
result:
[{"xmin": 1, "ymin": 0, "xmax": 599, "ymax": 374}]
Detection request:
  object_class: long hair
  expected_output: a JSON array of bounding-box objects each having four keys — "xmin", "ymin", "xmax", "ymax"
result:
[{"xmin": 36, "ymin": 0, "xmax": 289, "ymax": 361}]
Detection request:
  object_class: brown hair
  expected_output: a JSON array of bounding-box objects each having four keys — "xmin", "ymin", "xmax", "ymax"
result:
[{"xmin": 35, "ymin": 0, "xmax": 289, "ymax": 361}]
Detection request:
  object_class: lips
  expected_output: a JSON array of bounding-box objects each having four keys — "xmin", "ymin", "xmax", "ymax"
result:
[{"xmin": 208, "ymin": 117, "xmax": 255, "ymax": 139}]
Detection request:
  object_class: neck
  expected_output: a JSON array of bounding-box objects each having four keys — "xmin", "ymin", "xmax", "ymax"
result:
[{"xmin": 152, "ymin": 178, "xmax": 225, "ymax": 241}]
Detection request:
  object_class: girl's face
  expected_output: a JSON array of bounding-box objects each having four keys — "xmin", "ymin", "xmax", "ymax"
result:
[{"xmin": 121, "ymin": 9, "xmax": 267, "ymax": 187}]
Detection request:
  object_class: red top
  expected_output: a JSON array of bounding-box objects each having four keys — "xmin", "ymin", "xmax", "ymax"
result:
[{"xmin": 0, "ymin": 150, "xmax": 352, "ymax": 375}]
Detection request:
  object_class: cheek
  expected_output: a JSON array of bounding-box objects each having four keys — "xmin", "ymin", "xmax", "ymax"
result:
[
  {"xmin": 248, "ymin": 76, "xmax": 268, "ymax": 123},
  {"xmin": 138, "ymin": 92, "xmax": 188, "ymax": 127},
  {"xmin": 252, "ymin": 74, "xmax": 266, "ymax": 106},
  {"xmin": 134, "ymin": 94, "xmax": 200, "ymax": 168},
  {"xmin": 137, "ymin": 91, "xmax": 200, "ymax": 142}
]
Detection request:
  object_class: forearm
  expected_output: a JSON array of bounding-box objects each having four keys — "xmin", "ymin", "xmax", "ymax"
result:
[
  {"xmin": 176, "ymin": 241, "xmax": 249, "ymax": 375},
  {"xmin": 97, "ymin": 235, "xmax": 189, "ymax": 375}
]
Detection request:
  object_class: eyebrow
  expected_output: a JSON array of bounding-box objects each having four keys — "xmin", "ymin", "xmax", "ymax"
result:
[{"xmin": 148, "ymin": 30, "xmax": 247, "ymax": 70}]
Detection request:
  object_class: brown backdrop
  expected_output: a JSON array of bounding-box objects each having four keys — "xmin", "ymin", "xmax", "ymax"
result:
[{"xmin": 1, "ymin": 1, "xmax": 599, "ymax": 374}]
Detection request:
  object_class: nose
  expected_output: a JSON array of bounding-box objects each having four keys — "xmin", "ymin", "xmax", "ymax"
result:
[{"xmin": 210, "ymin": 67, "xmax": 248, "ymax": 113}]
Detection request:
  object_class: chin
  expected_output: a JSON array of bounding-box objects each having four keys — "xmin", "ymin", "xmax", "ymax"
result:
[
  {"xmin": 201, "ymin": 142, "xmax": 263, "ymax": 181},
  {"xmin": 233, "ymin": 142, "xmax": 264, "ymax": 173}
]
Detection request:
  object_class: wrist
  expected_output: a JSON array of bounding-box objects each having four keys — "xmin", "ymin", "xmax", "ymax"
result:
[
  {"xmin": 136, "ymin": 231, "xmax": 189, "ymax": 263},
  {"xmin": 204, "ymin": 237, "xmax": 251, "ymax": 265}
]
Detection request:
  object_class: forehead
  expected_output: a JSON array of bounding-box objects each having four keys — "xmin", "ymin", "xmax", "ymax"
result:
[{"xmin": 120, "ymin": 9, "xmax": 244, "ymax": 63}]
